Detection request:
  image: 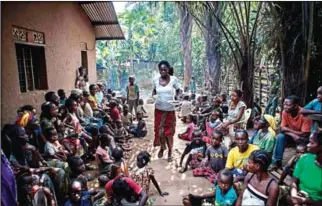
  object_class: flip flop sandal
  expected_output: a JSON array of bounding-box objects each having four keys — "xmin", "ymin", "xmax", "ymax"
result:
[
  {"xmin": 158, "ymin": 150, "xmax": 164, "ymax": 158},
  {"xmin": 179, "ymin": 168, "xmax": 187, "ymax": 173},
  {"xmin": 167, "ymin": 156, "xmax": 173, "ymax": 162}
]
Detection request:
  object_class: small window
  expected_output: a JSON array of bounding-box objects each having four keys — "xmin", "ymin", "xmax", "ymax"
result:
[
  {"xmin": 81, "ymin": 50, "xmax": 88, "ymax": 73},
  {"xmin": 15, "ymin": 44, "xmax": 48, "ymax": 93}
]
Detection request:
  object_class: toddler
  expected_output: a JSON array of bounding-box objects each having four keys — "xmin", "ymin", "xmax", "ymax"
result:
[
  {"xmin": 180, "ymin": 94, "xmax": 192, "ymax": 123},
  {"xmin": 184, "ymin": 169, "xmax": 237, "ymax": 206},
  {"xmin": 129, "ymin": 111, "xmax": 147, "ymax": 138},
  {"xmin": 178, "ymin": 114, "xmax": 196, "ymax": 141}
]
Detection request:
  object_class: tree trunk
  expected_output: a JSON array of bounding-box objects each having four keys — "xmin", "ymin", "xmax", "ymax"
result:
[
  {"xmin": 276, "ymin": 2, "xmax": 314, "ymax": 105},
  {"xmin": 240, "ymin": 52, "xmax": 254, "ymax": 108},
  {"xmin": 179, "ymin": 2, "xmax": 193, "ymax": 88},
  {"xmin": 203, "ymin": 3, "xmax": 221, "ymax": 95}
]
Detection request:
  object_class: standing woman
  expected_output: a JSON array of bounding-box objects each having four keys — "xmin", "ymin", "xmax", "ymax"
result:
[{"xmin": 152, "ymin": 61, "xmax": 181, "ymax": 162}]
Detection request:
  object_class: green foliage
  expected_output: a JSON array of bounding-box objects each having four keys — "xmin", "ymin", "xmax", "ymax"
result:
[{"xmin": 96, "ymin": 2, "xmax": 207, "ymax": 88}]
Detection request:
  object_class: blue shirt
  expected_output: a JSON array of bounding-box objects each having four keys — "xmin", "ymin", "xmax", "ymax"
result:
[
  {"xmin": 215, "ymin": 185, "xmax": 237, "ymax": 206},
  {"xmin": 190, "ymin": 80, "xmax": 196, "ymax": 93},
  {"xmin": 64, "ymin": 190, "xmax": 91, "ymax": 206},
  {"xmin": 60, "ymin": 98, "xmax": 66, "ymax": 105},
  {"xmin": 304, "ymin": 98, "xmax": 322, "ymax": 132}
]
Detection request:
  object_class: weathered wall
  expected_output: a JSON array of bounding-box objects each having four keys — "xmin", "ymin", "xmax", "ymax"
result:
[{"xmin": 1, "ymin": 2, "xmax": 97, "ymax": 124}]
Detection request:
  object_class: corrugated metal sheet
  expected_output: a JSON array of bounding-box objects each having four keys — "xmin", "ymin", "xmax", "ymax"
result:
[{"xmin": 80, "ymin": 1, "xmax": 125, "ymax": 40}]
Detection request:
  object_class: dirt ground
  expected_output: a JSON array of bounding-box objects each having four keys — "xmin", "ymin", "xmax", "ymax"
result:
[{"xmin": 87, "ymin": 102, "xmax": 295, "ymax": 205}]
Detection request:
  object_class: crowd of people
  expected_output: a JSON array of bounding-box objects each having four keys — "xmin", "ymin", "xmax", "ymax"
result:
[
  {"xmin": 150, "ymin": 60, "xmax": 322, "ymax": 206},
  {"xmin": 1, "ymin": 61, "xmax": 322, "ymax": 206},
  {"xmin": 1, "ymin": 66, "xmax": 152, "ymax": 206}
]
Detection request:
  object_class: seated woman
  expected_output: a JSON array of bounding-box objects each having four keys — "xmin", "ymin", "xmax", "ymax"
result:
[
  {"xmin": 219, "ymin": 89, "xmax": 247, "ymax": 138},
  {"xmin": 130, "ymin": 151, "xmax": 169, "ymax": 198},
  {"xmin": 178, "ymin": 114, "xmax": 195, "ymax": 141},
  {"xmin": 236, "ymin": 150, "xmax": 279, "ymax": 206},
  {"xmin": 286, "ymin": 132, "xmax": 322, "ymax": 205},
  {"xmin": 248, "ymin": 115, "xmax": 276, "ymax": 156},
  {"xmin": 184, "ymin": 169, "xmax": 237, "ymax": 206},
  {"xmin": 129, "ymin": 111, "xmax": 147, "ymax": 138},
  {"xmin": 179, "ymin": 130, "xmax": 207, "ymax": 173},
  {"xmin": 63, "ymin": 99, "xmax": 93, "ymax": 160}
]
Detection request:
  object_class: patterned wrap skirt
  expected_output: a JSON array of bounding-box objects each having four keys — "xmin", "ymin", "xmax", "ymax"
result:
[{"xmin": 153, "ymin": 108, "xmax": 176, "ymax": 150}]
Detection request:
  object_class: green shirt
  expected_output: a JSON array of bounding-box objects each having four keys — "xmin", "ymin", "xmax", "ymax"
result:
[
  {"xmin": 252, "ymin": 130, "xmax": 275, "ymax": 153},
  {"xmin": 293, "ymin": 153, "xmax": 322, "ymax": 201}
]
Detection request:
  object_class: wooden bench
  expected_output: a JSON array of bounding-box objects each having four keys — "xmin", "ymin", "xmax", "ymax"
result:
[{"xmin": 269, "ymin": 168, "xmax": 292, "ymax": 186}]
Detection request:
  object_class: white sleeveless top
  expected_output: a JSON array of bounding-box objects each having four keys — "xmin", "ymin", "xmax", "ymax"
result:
[
  {"xmin": 152, "ymin": 76, "xmax": 181, "ymax": 111},
  {"xmin": 241, "ymin": 174, "xmax": 275, "ymax": 206}
]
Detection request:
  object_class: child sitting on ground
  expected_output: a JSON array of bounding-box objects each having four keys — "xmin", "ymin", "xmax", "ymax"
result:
[
  {"xmin": 203, "ymin": 111, "xmax": 223, "ymax": 144},
  {"xmin": 184, "ymin": 169, "xmax": 237, "ymax": 206},
  {"xmin": 278, "ymin": 144, "xmax": 307, "ymax": 185},
  {"xmin": 111, "ymin": 147, "xmax": 129, "ymax": 176},
  {"xmin": 43, "ymin": 127, "xmax": 69, "ymax": 170},
  {"xmin": 131, "ymin": 151, "xmax": 169, "ymax": 198},
  {"xmin": 58, "ymin": 89, "xmax": 67, "ymax": 105},
  {"xmin": 114, "ymin": 119, "xmax": 129, "ymax": 143},
  {"xmin": 178, "ymin": 114, "xmax": 196, "ymax": 141},
  {"xmin": 137, "ymin": 99, "xmax": 148, "ymax": 118},
  {"xmin": 194, "ymin": 131, "xmax": 228, "ymax": 183},
  {"xmin": 68, "ymin": 156, "xmax": 94, "ymax": 189},
  {"xmin": 95, "ymin": 134, "xmax": 114, "ymax": 174},
  {"xmin": 179, "ymin": 130, "xmax": 207, "ymax": 173},
  {"xmin": 62, "ymin": 131, "xmax": 85, "ymax": 158},
  {"xmin": 179, "ymin": 94, "xmax": 192, "ymax": 123},
  {"xmin": 121, "ymin": 104, "xmax": 133, "ymax": 129},
  {"xmin": 129, "ymin": 111, "xmax": 147, "ymax": 138},
  {"xmin": 109, "ymin": 100, "xmax": 121, "ymax": 124}
]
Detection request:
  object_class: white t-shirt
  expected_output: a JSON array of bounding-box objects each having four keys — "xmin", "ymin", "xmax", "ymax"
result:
[
  {"xmin": 153, "ymin": 76, "xmax": 181, "ymax": 111},
  {"xmin": 180, "ymin": 100, "xmax": 192, "ymax": 117}
]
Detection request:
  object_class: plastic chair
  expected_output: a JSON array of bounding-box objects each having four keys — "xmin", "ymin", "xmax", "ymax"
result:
[{"xmin": 228, "ymin": 108, "xmax": 252, "ymax": 136}]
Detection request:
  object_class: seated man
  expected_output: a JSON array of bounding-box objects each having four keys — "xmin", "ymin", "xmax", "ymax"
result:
[
  {"xmin": 269, "ymin": 95, "xmax": 312, "ymax": 170},
  {"xmin": 300, "ymin": 86, "xmax": 322, "ymax": 132}
]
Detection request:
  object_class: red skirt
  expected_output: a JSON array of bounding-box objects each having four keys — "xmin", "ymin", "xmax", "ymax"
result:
[{"xmin": 154, "ymin": 108, "xmax": 176, "ymax": 150}]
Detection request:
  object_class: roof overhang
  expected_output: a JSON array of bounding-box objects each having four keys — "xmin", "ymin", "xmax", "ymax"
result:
[{"xmin": 80, "ymin": 1, "xmax": 125, "ymax": 41}]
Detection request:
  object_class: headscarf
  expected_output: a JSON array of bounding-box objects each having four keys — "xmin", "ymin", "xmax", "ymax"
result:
[{"xmin": 263, "ymin": 114, "xmax": 277, "ymax": 136}]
